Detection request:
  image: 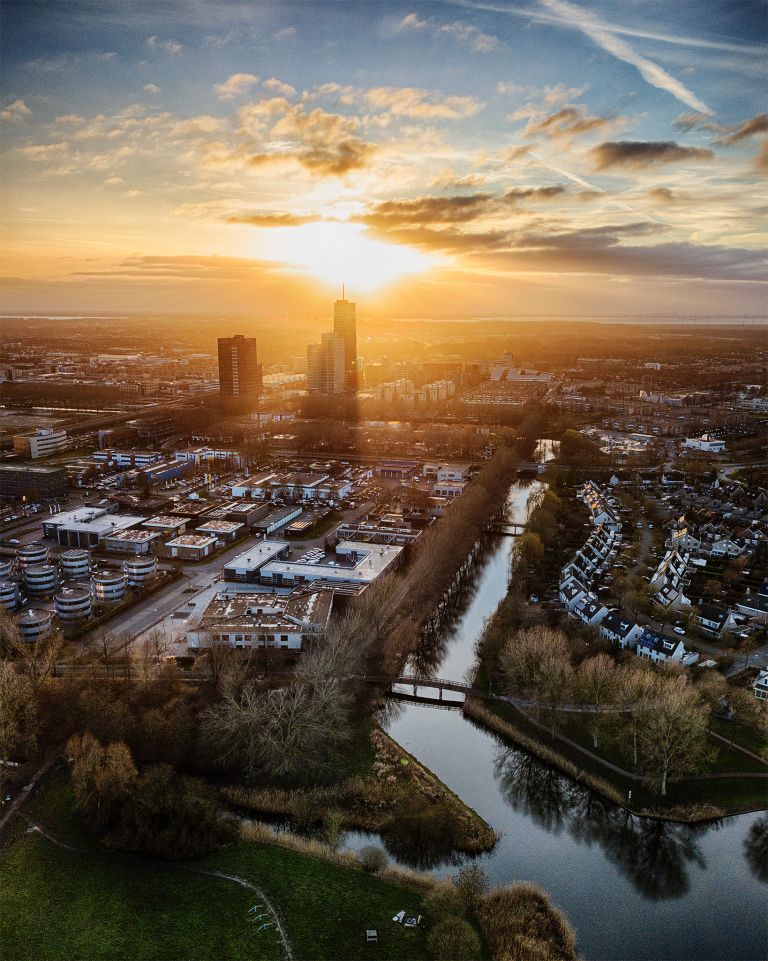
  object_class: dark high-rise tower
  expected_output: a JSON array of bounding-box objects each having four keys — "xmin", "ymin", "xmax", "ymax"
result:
[
  {"xmin": 333, "ymin": 295, "xmax": 357, "ymax": 390},
  {"xmin": 218, "ymin": 335, "xmax": 262, "ymax": 402}
]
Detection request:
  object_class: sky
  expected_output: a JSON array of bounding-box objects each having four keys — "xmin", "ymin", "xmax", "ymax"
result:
[{"xmin": 1, "ymin": 0, "xmax": 766, "ymax": 317}]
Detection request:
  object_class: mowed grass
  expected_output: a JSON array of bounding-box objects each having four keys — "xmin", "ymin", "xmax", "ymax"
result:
[{"xmin": 0, "ymin": 772, "xmax": 433, "ymax": 961}]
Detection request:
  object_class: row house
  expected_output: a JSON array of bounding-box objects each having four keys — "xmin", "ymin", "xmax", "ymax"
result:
[
  {"xmin": 571, "ymin": 594, "xmax": 609, "ymax": 627},
  {"xmin": 635, "ymin": 628, "xmax": 689, "ymax": 665},
  {"xmin": 650, "ymin": 547, "xmax": 691, "ymax": 610},
  {"xmin": 579, "ymin": 481, "xmax": 622, "ymax": 531},
  {"xmin": 695, "ymin": 602, "xmax": 740, "ymax": 638},
  {"xmin": 599, "ymin": 612, "xmax": 644, "ymax": 650},
  {"xmin": 559, "ymin": 577, "xmax": 589, "ymax": 612}
]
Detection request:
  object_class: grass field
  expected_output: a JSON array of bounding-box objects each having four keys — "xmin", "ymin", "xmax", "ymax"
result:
[{"xmin": 0, "ymin": 772, "xmax": 436, "ymax": 961}]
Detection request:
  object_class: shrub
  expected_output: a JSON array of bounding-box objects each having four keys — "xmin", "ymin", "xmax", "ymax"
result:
[
  {"xmin": 322, "ymin": 808, "xmax": 346, "ymax": 850},
  {"xmin": 107, "ymin": 764, "xmax": 236, "ymax": 859},
  {"xmin": 453, "ymin": 864, "xmax": 490, "ymax": 909},
  {"xmin": 359, "ymin": 845, "xmax": 388, "ymax": 874},
  {"xmin": 427, "ymin": 917, "xmax": 481, "ymax": 961},
  {"xmin": 475, "ymin": 882, "xmax": 577, "ymax": 961}
]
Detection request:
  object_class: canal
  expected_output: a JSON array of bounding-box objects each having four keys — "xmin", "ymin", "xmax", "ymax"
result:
[{"xmin": 364, "ymin": 445, "xmax": 766, "ymax": 961}]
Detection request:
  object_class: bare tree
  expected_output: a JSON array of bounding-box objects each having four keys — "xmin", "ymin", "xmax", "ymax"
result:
[
  {"xmin": 500, "ymin": 626, "xmax": 575, "ymax": 737},
  {"xmin": 636, "ymin": 682, "xmax": 710, "ymax": 795},
  {"xmin": 201, "ymin": 675, "xmax": 351, "ymax": 783},
  {"xmin": 0, "ymin": 661, "xmax": 38, "ymax": 785},
  {"xmin": 67, "ymin": 732, "xmax": 138, "ymax": 830},
  {"xmin": 616, "ymin": 664, "xmax": 660, "ymax": 768},
  {"xmin": 577, "ymin": 654, "xmax": 617, "ymax": 749}
]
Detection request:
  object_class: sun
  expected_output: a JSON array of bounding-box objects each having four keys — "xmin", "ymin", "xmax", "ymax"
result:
[{"xmin": 265, "ymin": 221, "xmax": 440, "ymax": 291}]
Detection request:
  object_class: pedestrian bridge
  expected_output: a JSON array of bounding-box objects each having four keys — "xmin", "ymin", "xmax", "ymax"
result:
[{"xmin": 389, "ymin": 675, "xmax": 486, "ymax": 707}]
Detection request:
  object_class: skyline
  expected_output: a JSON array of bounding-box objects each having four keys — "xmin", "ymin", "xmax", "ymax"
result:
[{"xmin": 1, "ymin": 0, "xmax": 766, "ymax": 317}]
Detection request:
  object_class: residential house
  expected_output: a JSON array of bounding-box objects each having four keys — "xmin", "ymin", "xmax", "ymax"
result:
[
  {"xmin": 600, "ymin": 612, "xmax": 643, "ymax": 650},
  {"xmin": 636, "ymin": 628, "xmax": 687, "ymax": 664}
]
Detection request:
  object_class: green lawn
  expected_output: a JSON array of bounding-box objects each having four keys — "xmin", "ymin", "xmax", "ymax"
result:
[
  {"xmin": 711, "ymin": 717, "xmax": 768, "ymax": 761},
  {"xmin": 0, "ymin": 773, "xmax": 435, "ymax": 961}
]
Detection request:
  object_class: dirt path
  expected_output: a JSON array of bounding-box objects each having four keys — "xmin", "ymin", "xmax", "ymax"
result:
[{"xmin": 0, "ymin": 751, "xmax": 60, "ymax": 837}]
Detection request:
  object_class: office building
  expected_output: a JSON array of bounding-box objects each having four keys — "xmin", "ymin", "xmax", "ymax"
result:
[
  {"xmin": 333, "ymin": 297, "xmax": 357, "ymax": 389},
  {"xmin": 307, "ymin": 332, "xmax": 345, "ymax": 394},
  {"xmin": 13, "ymin": 426, "xmax": 69, "ymax": 459},
  {"xmin": 218, "ymin": 335, "xmax": 263, "ymax": 401},
  {"xmin": 0, "ymin": 464, "xmax": 69, "ymax": 500}
]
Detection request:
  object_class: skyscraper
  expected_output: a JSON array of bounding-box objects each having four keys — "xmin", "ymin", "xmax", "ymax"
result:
[
  {"xmin": 307, "ymin": 332, "xmax": 345, "ymax": 394},
  {"xmin": 333, "ymin": 296, "xmax": 357, "ymax": 390},
  {"xmin": 218, "ymin": 335, "xmax": 262, "ymax": 401}
]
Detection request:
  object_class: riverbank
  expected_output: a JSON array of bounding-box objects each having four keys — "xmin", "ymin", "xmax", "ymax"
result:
[
  {"xmin": 464, "ymin": 695, "xmax": 768, "ymax": 821},
  {"xmin": 219, "ymin": 726, "xmax": 497, "ymax": 859}
]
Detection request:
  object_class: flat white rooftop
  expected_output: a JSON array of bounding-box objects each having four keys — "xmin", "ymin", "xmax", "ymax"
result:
[
  {"xmin": 44, "ymin": 508, "xmax": 145, "ymax": 535},
  {"xmin": 224, "ymin": 540, "xmax": 290, "ymax": 572},
  {"xmin": 261, "ymin": 540, "xmax": 402, "ymax": 585}
]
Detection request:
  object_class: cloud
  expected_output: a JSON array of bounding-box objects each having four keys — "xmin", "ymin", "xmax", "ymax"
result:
[
  {"xmin": 505, "ymin": 186, "xmax": 567, "ymax": 203},
  {"xmin": 648, "ymin": 187, "xmax": 683, "ymax": 203},
  {"xmin": 717, "ymin": 113, "xmax": 768, "ymax": 146},
  {"xmin": 361, "ymin": 194, "xmax": 499, "ymax": 229},
  {"xmin": 204, "ymin": 30, "xmax": 240, "ymax": 49},
  {"xmin": 429, "ymin": 169, "xmax": 487, "ymax": 189},
  {"xmin": 146, "ymin": 36, "xmax": 183, "ymax": 55},
  {"xmin": 515, "ymin": 221, "xmax": 662, "ymax": 249},
  {"xmin": 225, "ymin": 212, "xmax": 322, "ymax": 227},
  {"xmin": 143, "ymin": 84, "xmax": 161, "ymax": 95},
  {"xmin": 362, "ymin": 86, "xmax": 483, "ymax": 119},
  {"xmin": 591, "ymin": 140, "xmax": 714, "ymax": 170},
  {"xmin": 754, "ymin": 142, "xmax": 768, "ymax": 174},
  {"xmin": 307, "ymin": 82, "xmax": 483, "ymax": 120},
  {"xmin": 502, "ymin": 145, "xmax": 533, "ymax": 162},
  {"xmin": 398, "ymin": 12, "xmax": 498, "ymax": 52},
  {"xmin": 522, "ymin": 106, "xmax": 612, "ymax": 140},
  {"xmin": 17, "ymin": 142, "xmax": 69, "ymax": 160},
  {"xmin": 538, "ymin": 0, "xmax": 710, "ymax": 113},
  {"xmin": 263, "ymin": 78, "xmax": 297, "ymax": 99},
  {"xmin": 480, "ymin": 241, "xmax": 767, "ymax": 282},
  {"xmin": 497, "ymin": 82, "xmax": 587, "ymax": 106},
  {"xmin": 274, "ymin": 26, "xmax": 297, "ymax": 41},
  {"xmin": 71, "ymin": 254, "xmax": 284, "ymax": 282},
  {"xmin": 229, "ymin": 99, "xmax": 377, "ymax": 176},
  {"xmin": 214, "ymin": 72, "xmax": 260, "ymax": 101},
  {"xmin": 0, "ymin": 99, "xmax": 31, "ymax": 122},
  {"xmin": 172, "ymin": 115, "xmax": 226, "ymax": 137}
]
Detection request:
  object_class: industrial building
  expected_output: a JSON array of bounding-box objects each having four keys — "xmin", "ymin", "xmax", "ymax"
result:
[{"xmin": 186, "ymin": 589, "xmax": 333, "ymax": 651}]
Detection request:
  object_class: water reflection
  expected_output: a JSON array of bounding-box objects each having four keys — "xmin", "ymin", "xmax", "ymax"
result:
[
  {"xmin": 493, "ymin": 743, "xmax": 715, "ymax": 900},
  {"xmin": 743, "ymin": 815, "xmax": 768, "ymax": 884},
  {"xmin": 407, "ymin": 535, "xmax": 499, "ymax": 679}
]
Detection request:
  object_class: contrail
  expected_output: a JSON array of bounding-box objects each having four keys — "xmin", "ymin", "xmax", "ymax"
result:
[{"xmin": 538, "ymin": 0, "xmax": 711, "ymax": 113}]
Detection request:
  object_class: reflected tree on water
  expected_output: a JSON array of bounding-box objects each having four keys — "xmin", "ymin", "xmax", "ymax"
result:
[
  {"xmin": 380, "ymin": 797, "xmax": 465, "ymax": 870},
  {"xmin": 407, "ymin": 537, "xmax": 497, "ymax": 678},
  {"xmin": 580, "ymin": 814, "xmax": 708, "ymax": 901},
  {"xmin": 493, "ymin": 744, "xmax": 713, "ymax": 900},
  {"xmin": 743, "ymin": 815, "xmax": 768, "ymax": 884},
  {"xmin": 493, "ymin": 746, "xmax": 573, "ymax": 834}
]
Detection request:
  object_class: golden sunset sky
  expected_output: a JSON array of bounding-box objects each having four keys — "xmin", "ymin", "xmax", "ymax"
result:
[{"xmin": 1, "ymin": 0, "xmax": 766, "ymax": 316}]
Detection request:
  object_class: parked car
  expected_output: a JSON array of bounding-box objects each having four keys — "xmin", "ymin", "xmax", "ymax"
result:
[{"xmin": 673, "ymin": 626, "xmax": 686, "ymax": 635}]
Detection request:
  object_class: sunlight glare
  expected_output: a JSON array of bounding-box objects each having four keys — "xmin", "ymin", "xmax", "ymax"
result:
[{"xmin": 265, "ymin": 221, "xmax": 440, "ymax": 291}]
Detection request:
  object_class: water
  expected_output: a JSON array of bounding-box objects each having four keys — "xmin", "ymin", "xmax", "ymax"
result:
[{"xmin": 369, "ymin": 442, "xmax": 767, "ymax": 961}]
